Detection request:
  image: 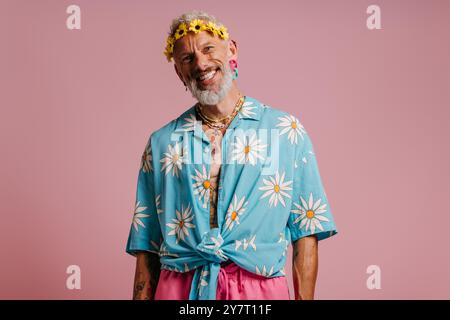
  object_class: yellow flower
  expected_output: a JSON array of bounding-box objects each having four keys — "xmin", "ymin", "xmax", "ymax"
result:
[
  {"xmin": 189, "ymin": 19, "xmax": 206, "ymax": 34},
  {"xmin": 174, "ymin": 23, "xmax": 188, "ymax": 40},
  {"xmin": 163, "ymin": 47, "xmax": 172, "ymax": 62},
  {"xmin": 165, "ymin": 39, "xmax": 174, "ymax": 52},
  {"xmin": 205, "ymin": 21, "xmax": 219, "ymax": 36},
  {"xmin": 165, "ymin": 20, "xmax": 230, "ymax": 60},
  {"xmin": 164, "ymin": 39, "xmax": 174, "ymax": 62},
  {"xmin": 166, "ymin": 35, "xmax": 175, "ymax": 45},
  {"xmin": 217, "ymin": 25, "xmax": 229, "ymax": 40}
]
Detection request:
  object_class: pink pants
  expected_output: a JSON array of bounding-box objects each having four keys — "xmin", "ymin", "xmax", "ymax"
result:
[{"xmin": 154, "ymin": 262, "xmax": 290, "ymax": 300}]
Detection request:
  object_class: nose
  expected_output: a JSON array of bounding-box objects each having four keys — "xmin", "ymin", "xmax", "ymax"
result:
[{"xmin": 193, "ymin": 51, "xmax": 210, "ymax": 74}]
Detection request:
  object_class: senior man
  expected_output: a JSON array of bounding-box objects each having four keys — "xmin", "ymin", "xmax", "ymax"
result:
[{"xmin": 125, "ymin": 10, "xmax": 338, "ymax": 300}]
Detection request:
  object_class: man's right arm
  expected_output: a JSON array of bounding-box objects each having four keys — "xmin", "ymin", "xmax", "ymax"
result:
[{"xmin": 132, "ymin": 252, "xmax": 161, "ymax": 300}]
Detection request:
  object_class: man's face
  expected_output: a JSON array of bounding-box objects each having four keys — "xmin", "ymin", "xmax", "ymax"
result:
[{"xmin": 173, "ymin": 30, "xmax": 237, "ymax": 105}]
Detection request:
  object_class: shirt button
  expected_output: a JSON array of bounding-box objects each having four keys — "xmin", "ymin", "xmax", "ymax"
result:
[{"xmin": 204, "ymin": 147, "xmax": 210, "ymax": 153}]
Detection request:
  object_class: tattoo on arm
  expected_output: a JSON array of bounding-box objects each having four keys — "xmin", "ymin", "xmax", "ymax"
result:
[
  {"xmin": 133, "ymin": 280, "xmax": 148, "ymax": 300},
  {"xmin": 132, "ymin": 252, "xmax": 161, "ymax": 300}
]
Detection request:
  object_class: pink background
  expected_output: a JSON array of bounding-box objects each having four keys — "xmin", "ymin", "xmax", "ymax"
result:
[{"xmin": 1, "ymin": 0, "xmax": 449, "ymax": 299}]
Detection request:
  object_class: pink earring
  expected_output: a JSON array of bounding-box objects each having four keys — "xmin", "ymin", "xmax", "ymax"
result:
[
  {"xmin": 229, "ymin": 59, "xmax": 238, "ymax": 80},
  {"xmin": 229, "ymin": 59, "xmax": 238, "ymax": 72}
]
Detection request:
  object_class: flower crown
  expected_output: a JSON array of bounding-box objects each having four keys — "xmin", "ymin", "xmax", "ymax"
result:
[{"xmin": 164, "ymin": 19, "xmax": 229, "ymax": 62}]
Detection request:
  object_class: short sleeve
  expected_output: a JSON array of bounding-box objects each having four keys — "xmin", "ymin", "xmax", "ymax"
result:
[
  {"xmin": 125, "ymin": 135, "xmax": 162, "ymax": 257},
  {"xmin": 287, "ymin": 131, "xmax": 338, "ymax": 243}
]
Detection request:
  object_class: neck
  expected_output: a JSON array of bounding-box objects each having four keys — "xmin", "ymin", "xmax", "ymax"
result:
[{"xmin": 198, "ymin": 83, "xmax": 242, "ymax": 119}]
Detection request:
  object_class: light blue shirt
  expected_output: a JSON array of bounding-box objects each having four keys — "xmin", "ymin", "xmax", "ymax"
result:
[{"xmin": 125, "ymin": 95, "xmax": 338, "ymax": 299}]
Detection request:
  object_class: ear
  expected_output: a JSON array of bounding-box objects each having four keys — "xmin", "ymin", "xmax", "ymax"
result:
[
  {"xmin": 174, "ymin": 63, "xmax": 185, "ymax": 85},
  {"xmin": 228, "ymin": 39, "xmax": 238, "ymax": 61}
]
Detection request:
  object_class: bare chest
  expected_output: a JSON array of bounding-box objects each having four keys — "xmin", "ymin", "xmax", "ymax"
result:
[{"xmin": 202, "ymin": 124, "xmax": 226, "ymax": 229}]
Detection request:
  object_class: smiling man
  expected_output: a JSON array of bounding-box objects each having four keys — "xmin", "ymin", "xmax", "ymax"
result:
[{"xmin": 125, "ymin": 10, "xmax": 338, "ymax": 300}]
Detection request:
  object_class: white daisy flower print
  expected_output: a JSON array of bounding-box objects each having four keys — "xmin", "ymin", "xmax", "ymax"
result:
[
  {"xmin": 155, "ymin": 194, "xmax": 163, "ymax": 214},
  {"xmin": 191, "ymin": 165, "xmax": 211, "ymax": 208},
  {"xmin": 202, "ymin": 234, "xmax": 227, "ymax": 260},
  {"xmin": 239, "ymin": 101, "xmax": 257, "ymax": 118},
  {"xmin": 231, "ymin": 134, "xmax": 267, "ymax": 165},
  {"xmin": 198, "ymin": 270, "xmax": 209, "ymax": 295},
  {"xmin": 291, "ymin": 192, "xmax": 329, "ymax": 234},
  {"xmin": 278, "ymin": 232, "xmax": 289, "ymax": 256},
  {"xmin": 182, "ymin": 113, "xmax": 200, "ymax": 131},
  {"xmin": 132, "ymin": 201, "xmax": 150, "ymax": 232},
  {"xmin": 202, "ymin": 234, "xmax": 224, "ymax": 251},
  {"xmin": 166, "ymin": 203, "xmax": 195, "ymax": 244},
  {"xmin": 150, "ymin": 238, "xmax": 162, "ymax": 252},
  {"xmin": 224, "ymin": 195, "xmax": 249, "ymax": 231},
  {"xmin": 141, "ymin": 141, "xmax": 152, "ymax": 173},
  {"xmin": 235, "ymin": 235, "xmax": 256, "ymax": 251},
  {"xmin": 159, "ymin": 243, "xmax": 179, "ymax": 258},
  {"xmin": 160, "ymin": 141, "xmax": 186, "ymax": 178},
  {"xmin": 276, "ymin": 114, "xmax": 306, "ymax": 144},
  {"xmin": 256, "ymin": 265, "xmax": 274, "ymax": 277},
  {"xmin": 259, "ymin": 171, "xmax": 293, "ymax": 207}
]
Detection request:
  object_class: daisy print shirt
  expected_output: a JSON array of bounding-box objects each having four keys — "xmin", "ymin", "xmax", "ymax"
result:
[{"xmin": 125, "ymin": 95, "xmax": 338, "ymax": 300}]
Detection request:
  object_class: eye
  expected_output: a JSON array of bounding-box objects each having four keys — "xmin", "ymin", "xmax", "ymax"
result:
[
  {"xmin": 182, "ymin": 55, "xmax": 193, "ymax": 63},
  {"xmin": 204, "ymin": 46, "xmax": 214, "ymax": 52}
]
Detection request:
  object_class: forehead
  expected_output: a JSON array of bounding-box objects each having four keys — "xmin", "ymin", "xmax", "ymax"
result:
[{"xmin": 173, "ymin": 31, "xmax": 224, "ymax": 53}]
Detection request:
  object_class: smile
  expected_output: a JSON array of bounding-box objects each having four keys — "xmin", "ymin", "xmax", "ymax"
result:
[{"xmin": 196, "ymin": 68, "xmax": 219, "ymax": 86}]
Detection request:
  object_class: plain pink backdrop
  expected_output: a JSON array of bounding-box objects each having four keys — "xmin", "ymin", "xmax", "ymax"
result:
[{"xmin": 1, "ymin": 0, "xmax": 449, "ymax": 299}]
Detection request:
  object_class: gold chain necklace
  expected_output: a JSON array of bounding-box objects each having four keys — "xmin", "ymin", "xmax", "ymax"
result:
[{"xmin": 196, "ymin": 95, "xmax": 245, "ymax": 130}]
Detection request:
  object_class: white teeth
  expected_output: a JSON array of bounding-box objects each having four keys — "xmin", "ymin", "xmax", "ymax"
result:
[{"xmin": 199, "ymin": 70, "xmax": 216, "ymax": 81}]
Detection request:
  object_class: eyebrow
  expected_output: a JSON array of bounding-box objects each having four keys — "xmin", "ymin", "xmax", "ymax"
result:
[{"xmin": 178, "ymin": 42, "xmax": 215, "ymax": 58}]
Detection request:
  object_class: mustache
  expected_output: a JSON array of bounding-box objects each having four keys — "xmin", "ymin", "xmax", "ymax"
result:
[{"xmin": 192, "ymin": 65, "xmax": 221, "ymax": 79}]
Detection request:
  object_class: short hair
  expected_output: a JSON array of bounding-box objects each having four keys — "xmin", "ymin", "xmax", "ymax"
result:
[{"xmin": 168, "ymin": 10, "xmax": 227, "ymax": 39}]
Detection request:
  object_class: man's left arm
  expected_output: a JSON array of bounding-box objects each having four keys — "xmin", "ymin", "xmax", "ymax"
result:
[{"xmin": 292, "ymin": 234, "xmax": 318, "ymax": 300}]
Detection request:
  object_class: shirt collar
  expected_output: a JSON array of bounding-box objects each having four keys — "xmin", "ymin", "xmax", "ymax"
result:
[{"xmin": 174, "ymin": 95, "xmax": 262, "ymax": 133}]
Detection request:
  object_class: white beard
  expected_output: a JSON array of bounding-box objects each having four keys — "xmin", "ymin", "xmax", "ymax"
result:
[{"xmin": 186, "ymin": 61, "xmax": 233, "ymax": 106}]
